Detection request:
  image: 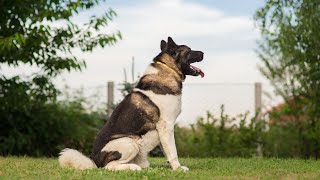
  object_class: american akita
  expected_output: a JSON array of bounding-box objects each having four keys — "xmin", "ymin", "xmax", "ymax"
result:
[{"xmin": 59, "ymin": 37, "xmax": 204, "ymax": 171}]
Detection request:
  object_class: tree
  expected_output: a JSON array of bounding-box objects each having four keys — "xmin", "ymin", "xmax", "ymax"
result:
[
  {"xmin": 0, "ymin": 0, "xmax": 121, "ymax": 108},
  {"xmin": 0, "ymin": 0, "xmax": 121, "ymax": 77},
  {"xmin": 255, "ymin": 0, "xmax": 320, "ymax": 157},
  {"xmin": 0, "ymin": 0, "xmax": 121, "ymax": 156}
]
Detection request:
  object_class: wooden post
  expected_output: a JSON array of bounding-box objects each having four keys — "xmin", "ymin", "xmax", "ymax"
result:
[
  {"xmin": 254, "ymin": 82, "xmax": 263, "ymax": 157},
  {"xmin": 132, "ymin": 56, "xmax": 135, "ymax": 83},
  {"xmin": 107, "ymin": 81, "xmax": 114, "ymax": 120},
  {"xmin": 255, "ymin": 82, "xmax": 262, "ymax": 114}
]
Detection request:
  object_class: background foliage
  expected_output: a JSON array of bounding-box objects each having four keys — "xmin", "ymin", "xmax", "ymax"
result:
[
  {"xmin": 176, "ymin": 106, "xmax": 264, "ymax": 157},
  {"xmin": 0, "ymin": 81, "xmax": 105, "ymax": 156},
  {"xmin": 175, "ymin": 106, "xmax": 319, "ymax": 158},
  {"xmin": 0, "ymin": 0, "xmax": 120, "ymax": 156},
  {"xmin": 254, "ymin": 0, "xmax": 320, "ymax": 158}
]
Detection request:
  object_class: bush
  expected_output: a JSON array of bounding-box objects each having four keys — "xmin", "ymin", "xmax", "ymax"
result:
[
  {"xmin": 175, "ymin": 105, "xmax": 320, "ymax": 158},
  {"xmin": 175, "ymin": 106, "xmax": 265, "ymax": 157},
  {"xmin": 263, "ymin": 121, "xmax": 320, "ymax": 158},
  {"xmin": 262, "ymin": 123, "xmax": 301, "ymax": 158},
  {"xmin": 0, "ymin": 77, "xmax": 105, "ymax": 156}
]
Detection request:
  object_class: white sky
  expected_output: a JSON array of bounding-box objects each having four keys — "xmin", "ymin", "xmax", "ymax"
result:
[{"xmin": 2, "ymin": 0, "xmax": 281, "ymax": 125}]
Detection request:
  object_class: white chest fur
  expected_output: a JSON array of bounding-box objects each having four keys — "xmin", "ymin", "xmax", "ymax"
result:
[{"xmin": 133, "ymin": 88, "xmax": 182, "ymax": 123}]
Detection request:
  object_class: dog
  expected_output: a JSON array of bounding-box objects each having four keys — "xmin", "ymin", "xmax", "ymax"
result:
[{"xmin": 58, "ymin": 37, "xmax": 204, "ymax": 171}]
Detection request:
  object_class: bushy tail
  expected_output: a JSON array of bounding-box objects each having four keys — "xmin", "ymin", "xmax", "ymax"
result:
[{"xmin": 58, "ymin": 148, "xmax": 97, "ymax": 170}]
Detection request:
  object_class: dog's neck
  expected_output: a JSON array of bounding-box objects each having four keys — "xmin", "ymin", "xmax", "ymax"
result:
[{"xmin": 155, "ymin": 54, "xmax": 185, "ymax": 80}]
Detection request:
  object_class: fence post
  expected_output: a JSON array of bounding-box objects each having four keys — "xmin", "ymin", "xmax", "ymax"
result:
[
  {"xmin": 255, "ymin": 82, "xmax": 262, "ymax": 115},
  {"xmin": 107, "ymin": 81, "xmax": 114, "ymax": 121},
  {"xmin": 254, "ymin": 82, "xmax": 263, "ymax": 157}
]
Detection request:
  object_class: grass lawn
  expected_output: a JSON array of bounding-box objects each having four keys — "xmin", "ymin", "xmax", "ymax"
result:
[{"xmin": 1, "ymin": 157, "xmax": 320, "ymax": 179}]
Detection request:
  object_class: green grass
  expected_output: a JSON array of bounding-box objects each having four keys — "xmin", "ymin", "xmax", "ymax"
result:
[{"xmin": 1, "ymin": 157, "xmax": 320, "ymax": 179}]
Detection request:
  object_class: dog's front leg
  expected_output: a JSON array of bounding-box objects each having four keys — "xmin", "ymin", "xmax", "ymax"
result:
[{"xmin": 156, "ymin": 120, "xmax": 189, "ymax": 171}]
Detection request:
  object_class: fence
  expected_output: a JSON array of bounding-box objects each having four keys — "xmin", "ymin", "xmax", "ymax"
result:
[
  {"xmin": 61, "ymin": 81, "xmax": 280, "ymax": 126},
  {"xmin": 104, "ymin": 81, "xmax": 275, "ymax": 126}
]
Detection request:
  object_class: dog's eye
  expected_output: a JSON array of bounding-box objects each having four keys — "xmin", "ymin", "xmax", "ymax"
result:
[
  {"xmin": 175, "ymin": 51, "xmax": 180, "ymax": 59},
  {"xmin": 182, "ymin": 50, "xmax": 190, "ymax": 56}
]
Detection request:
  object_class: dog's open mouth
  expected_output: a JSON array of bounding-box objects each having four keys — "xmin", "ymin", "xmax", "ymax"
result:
[
  {"xmin": 190, "ymin": 64, "xmax": 205, "ymax": 78},
  {"xmin": 186, "ymin": 50, "xmax": 204, "ymax": 78}
]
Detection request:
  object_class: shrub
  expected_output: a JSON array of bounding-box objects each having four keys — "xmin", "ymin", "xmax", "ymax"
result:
[
  {"xmin": 0, "ymin": 77, "xmax": 105, "ymax": 156},
  {"xmin": 175, "ymin": 106, "xmax": 265, "ymax": 157},
  {"xmin": 175, "ymin": 105, "xmax": 320, "ymax": 158},
  {"xmin": 263, "ymin": 121, "xmax": 320, "ymax": 158}
]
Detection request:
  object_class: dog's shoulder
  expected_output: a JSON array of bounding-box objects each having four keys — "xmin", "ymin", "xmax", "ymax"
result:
[{"xmin": 133, "ymin": 88, "xmax": 182, "ymax": 122}]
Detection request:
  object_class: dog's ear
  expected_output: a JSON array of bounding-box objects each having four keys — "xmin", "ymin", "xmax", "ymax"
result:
[
  {"xmin": 167, "ymin": 37, "xmax": 177, "ymax": 48},
  {"xmin": 160, "ymin": 40, "xmax": 166, "ymax": 51}
]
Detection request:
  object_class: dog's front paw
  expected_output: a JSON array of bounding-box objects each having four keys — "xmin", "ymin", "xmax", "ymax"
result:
[
  {"xmin": 179, "ymin": 166, "xmax": 189, "ymax": 171},
  {"xmin": 172, "ymin": 165, "xmax": 189, "ymax": 171}
]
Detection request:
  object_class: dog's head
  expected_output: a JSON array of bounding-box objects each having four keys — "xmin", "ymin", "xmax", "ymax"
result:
[{"xmin": 158, "ymin": 37, "xmax": 204, "ymax": 78}]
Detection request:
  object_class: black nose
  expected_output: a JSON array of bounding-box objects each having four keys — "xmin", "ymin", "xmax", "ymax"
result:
[
  {"xmin": 200, "ymin": 52, "xmax": 204, "ymax": 60},
  {"xmin": 196, "ymin": 51, "xmax": 204, "ymax": 60}
]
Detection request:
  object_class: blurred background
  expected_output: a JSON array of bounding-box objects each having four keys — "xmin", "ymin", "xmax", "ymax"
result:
[{"xmin": 1, "ymin": 0, "xmax": 319, "ymax": 159}]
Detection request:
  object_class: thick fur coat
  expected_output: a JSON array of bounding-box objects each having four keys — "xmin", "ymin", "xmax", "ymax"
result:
[{"xmin": 58, "ymin": 37, "xmax": 204, "ymax": 171}]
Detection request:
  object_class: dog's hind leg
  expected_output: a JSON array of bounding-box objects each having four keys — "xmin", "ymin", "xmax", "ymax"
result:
[
  {"xmin": 131, "ymin": 130, "xmax": 160, "ymax": 169},
  {"xmin": 102, "ymin": 137, "xmax": 142, "ymax": 171}
]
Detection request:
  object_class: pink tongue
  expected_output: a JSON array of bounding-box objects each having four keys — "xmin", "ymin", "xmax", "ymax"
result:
[{"xmin": 190, "ymin": 65, "xmax": 205, "ymax": 78}]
